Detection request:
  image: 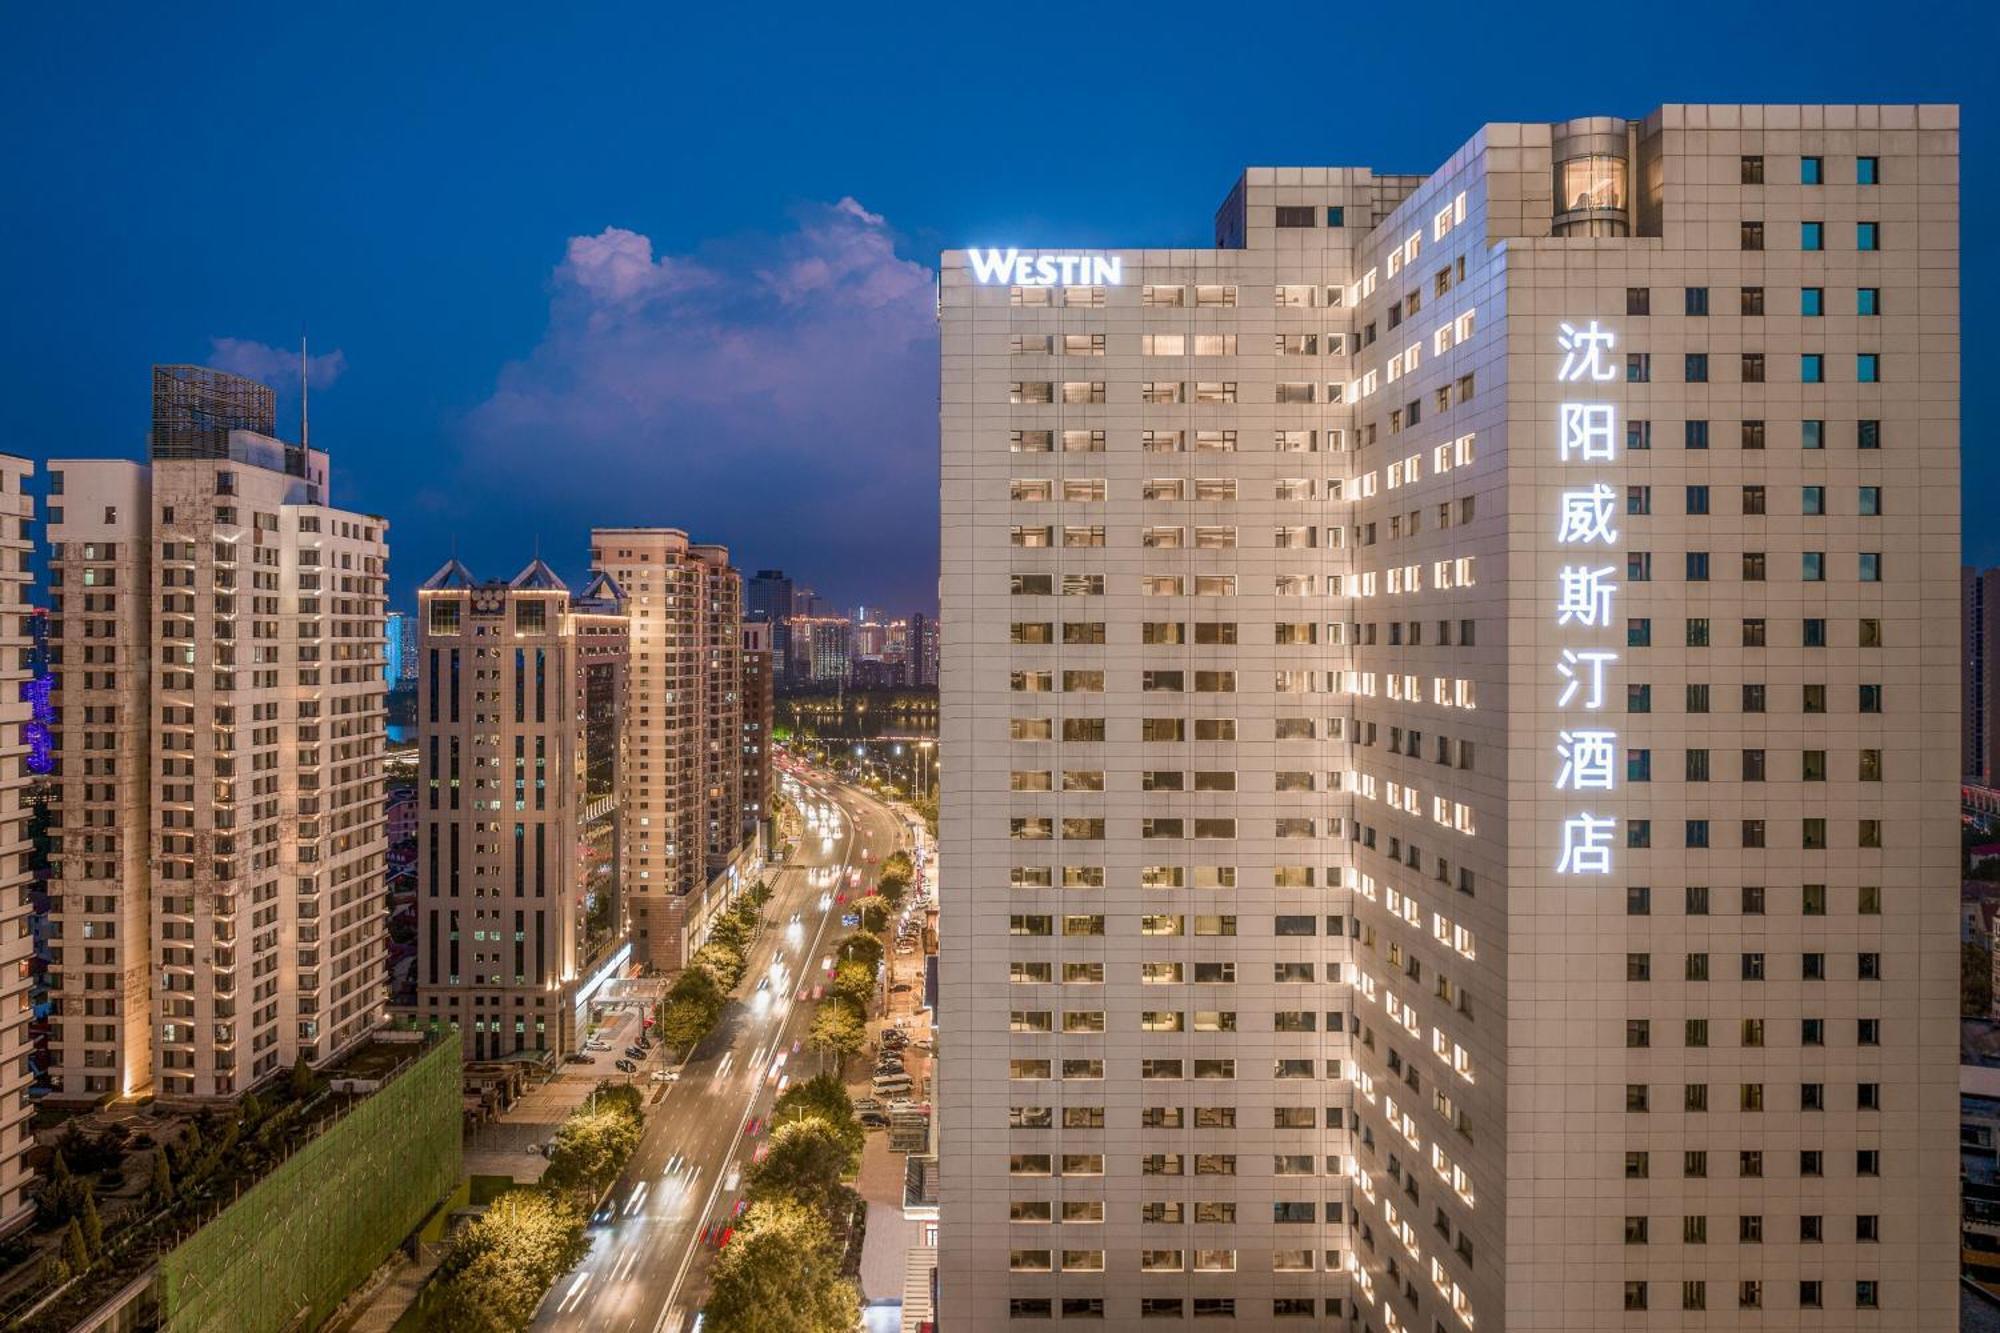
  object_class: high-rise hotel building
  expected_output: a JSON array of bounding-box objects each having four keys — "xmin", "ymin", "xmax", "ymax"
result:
[
  {"xmin": 46, "ymin": 366, "xmax": 390, "ymax": 1101},
  {"xmin": 414, "ymin": 559, "xmax": 628, "ymax": 1059},
  {"xmin": 590, "ymin": 529, "xmax": 748, "ymax": 970},
  {"xmin": 940, "ymin": 105, "xmax": 1960, "ymax": 1330}
]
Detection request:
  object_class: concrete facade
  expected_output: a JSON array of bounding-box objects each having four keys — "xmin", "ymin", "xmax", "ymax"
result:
[
  {"xmin": 939, "ymin": 105, "xmax": 1960, "ymax": 1331},
  {"xmin": 0, "ymin": 456, "xmax": 36, "ymax": 1230}
]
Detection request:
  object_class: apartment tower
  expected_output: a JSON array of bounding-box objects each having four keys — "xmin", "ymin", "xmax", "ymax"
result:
[
  {"xmin": 0, "ymin": 456, "xmax": 37, "ymax": 1229},
  {"xmin": 47, "ymin": 366, "xmax": 390, "ymax": 1101},
  {"xmin": 590, "ymin": 529, "xmax": 749, "ymax": 970},
  {"xmin": 1966, "ymin": 565, "xmax": 2000, "ymax": 783},
  {"xmin": 742, "ymin": 620, "xmax": 775, "ymax": 845},
  {"xmin": 414, "ymin": 559, "xmax": 629, "ymax": 1059},
  {"xmin": 940, "ymin": 105, "xmax": 1960, "ymax": 1331}
]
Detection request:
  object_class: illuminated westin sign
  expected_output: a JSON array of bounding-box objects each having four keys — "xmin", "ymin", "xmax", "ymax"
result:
[{"xmin": 965, "ymin": 248, "xmax": 1122, "ymax": 286}]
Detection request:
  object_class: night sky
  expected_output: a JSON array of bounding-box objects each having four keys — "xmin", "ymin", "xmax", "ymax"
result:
[{"xmin": 2, "ymin": 0, "xmax": 1988, "ymax": 614}]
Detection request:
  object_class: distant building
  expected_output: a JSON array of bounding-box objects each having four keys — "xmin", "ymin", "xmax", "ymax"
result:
[
  {"xmin": 1971, "ymin": 566, "xmax": 2000, "ymax": 781},
  {"xmin": 385, "ymin": 609, "xmax": 407, "ymax": 683},
  {"xmin": 908, "ymin": 611, "xmax": 938, "ymax": 687},
  {"xmin": 745, "ymin": 569, "xmax": 793, "ymax": 626},
  {"xmin": 740, "ymin": 622, "xmax": 774, "ymax": 846},
  {"xmin": 789, "ymin": 615, "xmax": 853, "ymax": 687}
]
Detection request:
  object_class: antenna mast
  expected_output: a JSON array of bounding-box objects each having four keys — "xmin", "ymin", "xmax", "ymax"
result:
[{"xmin": 299, "ymin": 330, "xmax": 310, "ymax": 448}]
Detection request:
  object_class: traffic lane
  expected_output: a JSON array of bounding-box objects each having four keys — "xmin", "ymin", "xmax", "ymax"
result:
[
  {"xmin": 662, "ymin": 785, "xmax": 910, "ymax": 1310},
  {"xmin": 535, "ymin": 798, "xmax": 864, "ymax": 1330}
]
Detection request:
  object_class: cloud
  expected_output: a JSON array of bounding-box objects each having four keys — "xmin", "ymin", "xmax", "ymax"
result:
[
  {"xmin": 208, "ymin": 336, "xmax": 347, "ymax": 390},
  {"xmin": 459, "ymin": 199, "xmax": 939, "ymax": 610}
]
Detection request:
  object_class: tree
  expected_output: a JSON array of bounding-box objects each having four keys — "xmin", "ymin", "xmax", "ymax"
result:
[
  {"xmin": 836, "ymin": 932, "xmax": 882, "ymax": 972},
  {"xmin": 875, "ymin": 867, "xmax": 910, "ymax": 908},
  {"xmin": 288, "ymin": 1052, "xmax": 318, "ymax": 1100},
  {"xmin": 147, "ymin": 1148, "xmax": 175, "ymax": 1209},
  {"xmin": 771, "ymin": 1075, "xmax": 863, "ymax": 1170},
  {"xmin": 62, "ymin": 1218, "xmax": 90, "ymax": 1273},
  {"xmin": 807, "ymin": 1003, "xmax": 867, "ymax": 1063},
  {"xmin": 78, "ymin": 1188, "xmax": 102, "ymax": 1257},
  {"xmin": 830, "ymin": 960, "xmax": 876, "ymax": 1011},
  {"xmin": 852, "ymin": 895, "xmax": 889, "ymax": 935},
  {"xmin": 746, "ymin": 1117, "xmax": 851, "ymax": 1216},
  {"xmin": 541, "ymin": 1100, "xmax": 643, "ymax": 1195},
  {"xmin": 703, "ymin": 1199, "xmax": 859, "ymax": 1333},
  {"xmin": 693, "ymin": 941, "xmax": 746, "ymax": 991},
  {"xmin": 429, "ymin": 1190, "xmax": 590, "ymax": 1332},
  {"xmin": 1967, "ymin": 941, "xmax": 1995, "ymax": 1017},
  {"xmin": 657, "ymin": 996, "xmax": 716, "ymax": 1056}
]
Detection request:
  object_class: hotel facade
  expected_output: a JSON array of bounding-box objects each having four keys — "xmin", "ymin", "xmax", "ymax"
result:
[
  {"xmin": 939, "ymin": 105, "xmax": 1960, "ymax": 1330},
  {"xmin": 414, "ymin": 559, "xmax": 628, "ymax": 1060}
]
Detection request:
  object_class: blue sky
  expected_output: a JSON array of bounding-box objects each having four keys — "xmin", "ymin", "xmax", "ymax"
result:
[{"xmin": 1, "ymin": 0, "xmax": 1988, "ymax": 613}]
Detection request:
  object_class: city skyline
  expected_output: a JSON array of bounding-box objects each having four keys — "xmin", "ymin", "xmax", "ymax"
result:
[{"xmin": 1, "ymin": 3, "xmax": 1991, "ymax": 619}]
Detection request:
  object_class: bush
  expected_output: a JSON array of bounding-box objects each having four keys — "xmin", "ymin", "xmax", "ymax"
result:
[{"xmin": 835, "ymin": 932, "xmax": 882, "ymax": 973}]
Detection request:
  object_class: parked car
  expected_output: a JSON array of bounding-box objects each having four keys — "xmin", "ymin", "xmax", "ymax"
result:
[
  {"xmin": 858, "ymin": 1112, "xmax": 890, "ymax": 1129},
  {"xmin": 615, "ymin": 1058, "xmax": 638, "ymax": 1073},
  {"xmin": 565, "ymin": 1053, "xmax": 593, "ymax": 1064}
]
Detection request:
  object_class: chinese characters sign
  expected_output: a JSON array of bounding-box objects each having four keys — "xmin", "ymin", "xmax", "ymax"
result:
[{"xmin": 1553, "ymin": 321, "xmax": 1619, "ymax": 875}]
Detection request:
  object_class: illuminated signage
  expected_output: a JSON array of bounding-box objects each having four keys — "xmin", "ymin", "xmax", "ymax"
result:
[
  {"xmin": 1552, "ymin": 319, "xmax": 1621, "ymax": 876},
  {"xmin": 964, "ymin": 248, "xmax": 1122, "ymax": 286}
]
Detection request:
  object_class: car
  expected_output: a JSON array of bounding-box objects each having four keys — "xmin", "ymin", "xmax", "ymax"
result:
[
  {"xmin": 649, "ymin": 1069, "xmax": 677, "ymax": 1083},
  {"xmin": 776, "ymin": 1074, "xmax": 790, "ymax": 1094},
  {"xmin": 615, "ymin": 1058, "xmax": 638, "ymax": 1073},
  {"xmin": 852, "ymin": 1097, "xmax": 883, "ymax": 1112},
  {"xmin": 789, "ymin": 912, "xmax": 801, "ymax": 925},
  {"xmin": 626, "ymin": 1047, "xmax": 646, "ymax": 1060},
  {"xmin": 565, "ymin": 1053, "xmax": 594, "ymax": 1064},
  {"xmin": 891, "ymin": 983, "xmax": 914, "ymax": 994},
  {"xmin": 791, "ymin": 1038, "xmax": 803, "ymax": 1056},
  {"xmin": 745, "ymin": 1117, "xmax": 762, "ymax": 1136},
  {"xmin": 858, "ymin": 1112, "xmax": 890, "ymax": 1129}
]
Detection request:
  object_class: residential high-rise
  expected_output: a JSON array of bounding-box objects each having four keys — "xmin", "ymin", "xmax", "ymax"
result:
[
  {"xmin": 741, "ymin": 620, "xmax": 775, "ymax": 846},
  {"xmin": 590, "ymin": 529, "xmax": 751, "ymax": 969},
  {"xmin": 1967, "ymin": 566, "xmax": 2000, "ymax": 783},
  {"xmin": 414, "ymin": 559, "xmax": 628, "ymax": 1059},
  {"xmin": 698, "ymin": 549, "xmax": 745, "ymax": 877},
  {"xmin": 0, "ymin": 455, "xmax": 37, "ymax": 1231},
  {"xmin": 940, "ymin": 105, "xmax": 1960, "ymax": 1331},
  {"xmin": 47, "ymin": 366, "xmax": 390, "ymax": 1101}
]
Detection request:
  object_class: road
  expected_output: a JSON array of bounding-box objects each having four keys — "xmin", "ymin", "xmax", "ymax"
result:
[{"xmin": 532, "ymin": 772, "xmax": 911, "ymax": 1333}]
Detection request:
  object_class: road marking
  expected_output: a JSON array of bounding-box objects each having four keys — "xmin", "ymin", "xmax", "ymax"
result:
[{"xmin": 556, "ymin": 1271, "xmax": 593, "ymax": 1314}]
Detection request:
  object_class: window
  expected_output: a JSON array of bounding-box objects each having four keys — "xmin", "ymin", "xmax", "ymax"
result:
[
  {"xmin": 1801, "ymin": 286, "xmax": 1823, "ymax": 317},
  {"xmin": 1275, "ymin": 206, "xmax": 1315, "ymax": 228},
  {"xmin": 1859, "ymin": 418, "xmax": 1881, "ymax": 449},
  {"xmin": 1859, "ymin": 485, "xmax": 1881, "ymax": 517},
  {"xmin": 1859, "ymin": 552, "xmax": 1881, "ymax": 582},
  {"xmin": 1741, "ymin": 221, "xmax": 1764, "ymax": 251},
  {"xmin": 1626, "ymin": 353, "xmax": 1650, "ymax": 383},
  {"xmin": 1803, "ymin": 486, "xmax": 1826, "ymax": 516},
  {"xmin": 1684, "ymin": 353, "xmax": 1708, "ymax": 383},
  {"xmin": 1741, "ymin": 285, "xmax": 1765, "ymax": 316},
  {"xmin": 1858, "ymin": 353, "xmax": 1880, "ymax": 383},
  {"xmin": 1803, "ymin": 418, "xmax": 1825, "ymax": 450},
  {"xmin": 1802, "ymin": 221, "xmax": 1823, "ymax": 251},
  {"xmin": 1802, "ymin": 354, "xmax": 1824, "ymax": 383},
  {"xmin": 1626, "ymin": 287, "xmax": 1650, "ymax": 316},
  {"xmin": 1858, "ymin": 155, "xmax": 1879, "ymax": 185},
  {"xmin": 1742, "ymin": 352, "xmax": 1765, "ymax": 382},
  {"xmin": 1325, "ymin": 206, "xmax": 1344, "ymax": 227},
  {"xmin": 1684, "ymin": 286, "xmax": 1708, "ymax": 316},
  {"xmin": 1803, "ymin": 552, "xmax": 1825, "ymax": 581},
  {"xmin": 1858, "ymin": 221, "xmax": 1880, "ymax": 251},
  {"xmin": 1685, "ymin": 419, "xmax": 1709, "ymax": 450},
  {"xmin": 1801, "ymin": 155, "xmax": 1823, "ymax": 185},
  {"xmin": 1741, "ymin": 154, "xmax": 1764, "ymax": 184},
  {"xmin": 1858, "ymin": 287, "xmax": 1880, "ymax": 315}
]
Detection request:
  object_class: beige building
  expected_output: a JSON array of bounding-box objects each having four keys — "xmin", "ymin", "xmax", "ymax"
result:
[
  {"xmin": 0, "ymin": 455, "xmax": 37, "ymax": 1229},
  {"xmin": 414, "ymin": 559, "xmax": 629, "ymax": 1060},
  {"xmin": 940, "ymin": 105, "xmax": 1960, "ymax": 1330},
  {"xmin": 590, "ymin": 529, "xmax": 749, "ymax": 969},
  {"xmin": 47, "ymin": 366, "xmax": 390, "ymax": 1102}
]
